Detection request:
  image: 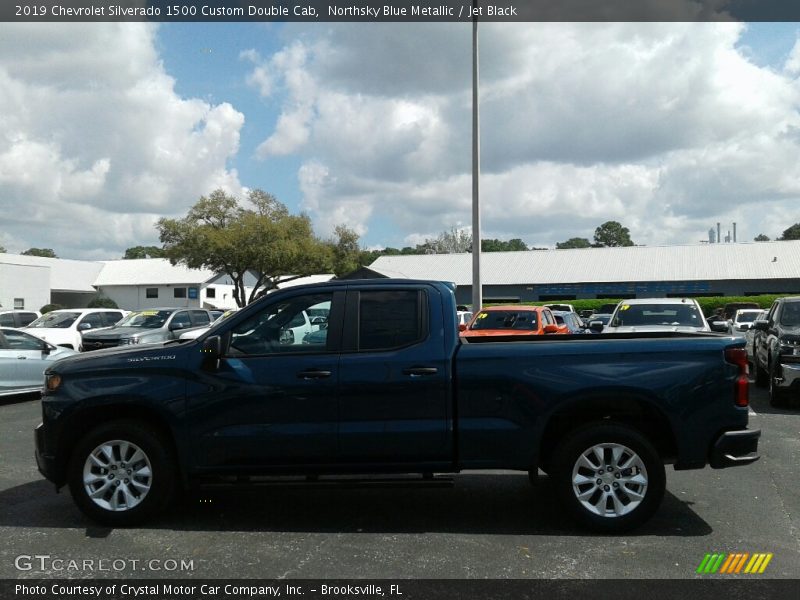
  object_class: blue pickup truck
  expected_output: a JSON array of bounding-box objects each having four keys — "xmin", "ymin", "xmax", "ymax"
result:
[{"xmin": 35, "ymin": 279, "xmax": 759, "ymax": 532}]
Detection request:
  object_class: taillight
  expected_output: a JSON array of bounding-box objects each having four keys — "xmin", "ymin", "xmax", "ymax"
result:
[{"xmin": 725, "ymin": 347, "xmax": 749, "ymax": 407}]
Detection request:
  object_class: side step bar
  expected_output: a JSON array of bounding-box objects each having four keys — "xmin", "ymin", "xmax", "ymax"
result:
[{"xmin": 195, "ymin": 473, "xmax": 455, "ymax": 490}]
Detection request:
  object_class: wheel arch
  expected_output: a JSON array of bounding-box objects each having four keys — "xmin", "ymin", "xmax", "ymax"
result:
[
  {"xmin": 54, "ymin": 400, "xmax": 185, "ymax": 489},
  {"xmin": 537, "ymin": 392, "xmax": 677, "ymax": 472}
]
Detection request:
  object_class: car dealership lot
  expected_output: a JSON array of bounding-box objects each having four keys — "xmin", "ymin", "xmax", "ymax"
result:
[{"xmin": 1, "ymin": 385, "xmax": 798, "ymax": 580}]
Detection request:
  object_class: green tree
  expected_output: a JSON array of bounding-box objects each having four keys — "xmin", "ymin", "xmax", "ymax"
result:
[
  {"xmin": 555, "ymin": 237, "xmax": 592, "ymax": 249},
  {"xmin": 426, "ymin": 227, "xmax": 472, "ymax": 254},
  {"xmin": 40, "ymin": 303, "xmax": 63, "ymax": 314},
  {"xmin": 778, "ymin": 223, "xmax": 800, "ymax": 240},
  {"xmin": 0, "ymin": 245, "xmax": 6, "ymax": 253},
  {"xmin": 481, "ymin": 238, "xmax": 529, "ymax": 252},
  {"xmin": 329, "ymin": 225, "xmax": 361, "ymax": 277},
  {"xmin": 124, "ymin": 245, "xmax": 166, "ymax": 259},
  {"xmin": 87, "ymin": 296, "xmax": 119, "ymax": 309},
  {"xmin": 593, "ymin": 221, "xmax": 634, "ymax": 247},
  {"xmin": 22, "ymin": 248, "xmax": 57, "ymax": 258},
  {"xmin": 158, "ymin": 189, "xmax": 333, "ymax": 307},
  {"xmin": 754, "ymin": 234, "xmax": 770, "ymax": 242}
]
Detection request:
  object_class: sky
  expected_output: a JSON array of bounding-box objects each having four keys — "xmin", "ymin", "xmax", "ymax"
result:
[{"xmin": 1, "ymin": 20, "xmax": 800, "ymax": 259}]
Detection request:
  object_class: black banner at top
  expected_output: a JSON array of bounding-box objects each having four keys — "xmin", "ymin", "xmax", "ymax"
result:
[{"xmin": 4, "ymin": 0, "xmax": 800, "ymax": 23}]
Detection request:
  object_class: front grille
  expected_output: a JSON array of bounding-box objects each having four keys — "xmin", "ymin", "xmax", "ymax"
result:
[{"xmin": 82, "ymin": 340, "xmax": 119, "ymax": 351}]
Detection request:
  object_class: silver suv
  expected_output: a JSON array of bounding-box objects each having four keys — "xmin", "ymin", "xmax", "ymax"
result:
[{"xmin": 81, "ymin": 308, "xmax": 212, "ymax": 351}]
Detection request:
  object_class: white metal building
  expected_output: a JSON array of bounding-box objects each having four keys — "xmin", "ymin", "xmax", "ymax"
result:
[{"xmin": 357, "ymin": 240, "xmax": 800, "ymax": 304}]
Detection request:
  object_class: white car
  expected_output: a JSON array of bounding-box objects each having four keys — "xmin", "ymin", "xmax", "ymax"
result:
[
  {"xmin": 179, "ymin": 309, "xmax": 238, "ymax": 340},
  {"xmin": 601, "ymin": 298, "xmax": 723, "ymax": 333},
  {"xmin": 24, "ymin": 308, "xmax": 127, "ymax": 351},
  {"xmin": 729, "ymin": 308, "xmax": 764, "ymax": 336},
  {"xmin": 544, "ymin": 303, "xmax": 576, "ymax": 313},
  {"xmin": 0, "ymin": 327, "xmax": 78, "ymax": 397}
]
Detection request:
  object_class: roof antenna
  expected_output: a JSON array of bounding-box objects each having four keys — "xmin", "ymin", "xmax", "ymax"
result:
[{"xmin": 772, "ymin": 257, "xmax": 778, "ymax": 262}]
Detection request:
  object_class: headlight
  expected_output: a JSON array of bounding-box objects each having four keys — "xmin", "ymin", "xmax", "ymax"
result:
[
  {"xmin": 45, "ymin": 373, "xmax": 62, "ymax": 392},
  {"xmin": 779, "ymin": 339, "xmax": 800, "ymax": 355},
  {"xmin": 120, "ymin": 337, "xmax": 140, "ymax": 345}
]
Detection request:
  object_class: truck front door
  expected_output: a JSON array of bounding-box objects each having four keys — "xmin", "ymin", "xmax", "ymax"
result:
[{"xmin": 187, "ymin": 291, "xmax": 342, "ymax": 470}]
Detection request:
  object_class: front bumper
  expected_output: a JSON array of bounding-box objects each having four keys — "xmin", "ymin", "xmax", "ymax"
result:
[
  {"xmin": 709, "ymin": 429, "xmax": 760, "ymax": 469},
  {"xmin": 773, "ymin": 362, "xmax": 800, "ymax": 391},
  {"xmin": 35, "ymin": 422, "xmax": 63, "ymax": 487}
]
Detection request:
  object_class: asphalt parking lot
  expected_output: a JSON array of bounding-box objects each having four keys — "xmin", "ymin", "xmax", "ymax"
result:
[{"xmin": 1, "ymin": 383, "xmax": 798, "ymax": 580}]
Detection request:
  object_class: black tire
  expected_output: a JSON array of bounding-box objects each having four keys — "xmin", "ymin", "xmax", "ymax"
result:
[
  {"xmin": 550, "ymin": 422, "xmax": 666, "ymax": 533},
  {"xmin": 768, "ymin": 361, "xmax": 786, "ymax": 408},
  {"xmin": 67, "ymin": 420, "xmax": 176, "ymax": 526},
  {"xmin": 755, "ymin": 360, "xmax": 768, "ymax": 387}
]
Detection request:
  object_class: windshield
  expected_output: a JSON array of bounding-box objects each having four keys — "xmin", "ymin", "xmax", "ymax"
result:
[
  {"xmin": 470, "ymin": 310, "xmax": 538, "ymax": 331},
  {"xmin": 611, "ymin": 303, "xmax": 703, "ymax": 327},
  {"xmin": 116, "ymin": 310, "xmax": 173, "ymax": 329},
  {"xmin": 27, "ymin": 312, "xmax": 81, "ymax": 328},
  {"xmin": 780, "ymin": 303, "xmax": 800, "ymax": 327}
]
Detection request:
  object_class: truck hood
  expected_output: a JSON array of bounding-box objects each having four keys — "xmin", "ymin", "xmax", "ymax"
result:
[
  {"xmin": 82, "ymin": 326, "xmax": 158, "ymax": 341},
  {"xmin": 48, "ymin": 340, "xmax": 187, "ymax": 373}
]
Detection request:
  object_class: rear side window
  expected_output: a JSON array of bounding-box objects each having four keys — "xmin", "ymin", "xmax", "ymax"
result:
[
  {"xmin": 0, "ymin": 314, "xmax": 14, "ymax": 326},
  {"xmin": 19, "ymin": 312, "xmax": 38, "ymax": 326},
  {"xmin": 191, "ymin": 310, "xmax": 211, "ymax": 326},
  {"xmin": 103, "ymin": 312, "xmax": 124, "ymax": 326},
  {"xmin": 358, "ymin": 290, "xmax": 425, "ymax": 351}
]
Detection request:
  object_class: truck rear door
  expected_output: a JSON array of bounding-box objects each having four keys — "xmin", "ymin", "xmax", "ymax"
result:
[{"xmin": 336, "ymin": 286, "xmax": 452, "ymax": 465}]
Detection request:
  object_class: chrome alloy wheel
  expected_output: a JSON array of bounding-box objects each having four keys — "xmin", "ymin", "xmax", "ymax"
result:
[
  {"xmin": 82, "ymin": 440, "xmax": 153, "ymax": 512},
  {"xmin": 571, "ymin": 442, "xmax": 648, "ymax": 518}
]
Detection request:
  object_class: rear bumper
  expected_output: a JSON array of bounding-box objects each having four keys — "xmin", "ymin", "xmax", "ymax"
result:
[{"xmin": 709, "ymin": 429, "xmax": 760, "ymax": 469}]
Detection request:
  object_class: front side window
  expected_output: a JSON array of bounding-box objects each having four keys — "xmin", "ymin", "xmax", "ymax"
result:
[
  {"xmin": 229, "ymin": 293, "xmax": 334, "ymax": 355},
  {"xmin": 79, "ymin": 313, "xmax": 106, "ymax": 330},
  {"xmin": 359, "ymin": 290, "xmax": 425, "ymax": 350},
  {"xmin": 3, "ymin": 329, "xmax": 45, "ymax": 350},
  {"xmin": 0, "ymin": 314, "xmax": 14, "ymax": 326},
  {"xmin": 170, "ymin": 311, "xmax": 192, "ymax": 329}
]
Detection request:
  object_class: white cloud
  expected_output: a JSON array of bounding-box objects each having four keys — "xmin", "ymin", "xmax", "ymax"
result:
[
  {"xmin": 248, "ymin": 22, "xmax": 800, "ymax": 248},
  {"xmin": 0, "ymin": 23, "xmax": 245, "ymax": 258}
]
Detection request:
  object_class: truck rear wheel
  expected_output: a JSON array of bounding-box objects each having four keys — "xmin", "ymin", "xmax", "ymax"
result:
[
  {"xmin": 67, "ymin": 420, "xmax": 176, "ymax": 526},
  {"xmin": 551, "ymin": 422, "xmax": 665, "ymax": 533}
]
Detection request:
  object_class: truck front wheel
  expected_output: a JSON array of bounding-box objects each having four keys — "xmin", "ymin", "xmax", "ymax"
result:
[
  {"xmin": 551, "ymin": 422, "xmax": 666, "ymax": 533},
  {"xmin": 67, "ymin": 420, "xmax": 176, "ymax": 526}
]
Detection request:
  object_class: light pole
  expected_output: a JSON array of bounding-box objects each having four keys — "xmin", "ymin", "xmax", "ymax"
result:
[{"xmin": 470, "ymin": 7, "xmax": 482, "ymax": 312}]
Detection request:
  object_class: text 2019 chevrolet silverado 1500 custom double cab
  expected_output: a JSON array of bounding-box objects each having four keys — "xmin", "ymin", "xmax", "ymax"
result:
[{"xmin": 35, "ymin": 279, "xmax": 759, "ymax": 532}]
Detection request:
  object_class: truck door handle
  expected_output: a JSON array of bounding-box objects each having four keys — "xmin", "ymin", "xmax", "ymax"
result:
[
  {"xmin": 17, "ymin": 356, "xmax": 27, "ymax": 360},
  {"xmin": 297, "ymin": 369, "xmax": 332, "ymax": 380},
  {"xmin": 403, "ymin": 367, "xmax": 438, "ymax": 376}
]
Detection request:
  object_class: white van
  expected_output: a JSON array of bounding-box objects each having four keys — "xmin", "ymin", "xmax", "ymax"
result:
[{"xmin": 24, "ymin": 308, "xmax": 127, "ymax": 351}]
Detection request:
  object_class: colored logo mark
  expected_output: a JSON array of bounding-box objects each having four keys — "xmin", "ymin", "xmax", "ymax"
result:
[{"xmin": 696, "ymin": 553, "xmax": 773, "ymax": 574}]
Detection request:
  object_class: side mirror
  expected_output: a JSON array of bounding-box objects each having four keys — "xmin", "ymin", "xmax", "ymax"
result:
[
  {"xmin": 201, "ymin": 335, "xmax": 222, "ymax": 371},
  {"xmin": 169, "ymin": 322, "xmax": 186, "ymax": 331},
  {"xmin": 709, "ymin": 320, "xmax": 730, "ymax": 333},
  {"xmin": 41, "ymin": 343, "xmax": 52, "ymax": 356},
  {"xmin": 543, "ymin": 324, "xmax": 559, "ymax": 334},
  {"xmin": 459, "ymin": 323, "xmax": 467, "ymax": 332},
  {"xmin": 78, "ymin": 322, "xmax": 92, "ymax": 331},
  {"xmin": 753, "ymin": 320, "xmax": 769, "ymax": 331},
  {"xmin": 737, "ymin": 323, "xmax": 751, "ymax": 331},
  {"xmin": 589, "ymin": 321, "xmax": 604, "ymax": 333}
]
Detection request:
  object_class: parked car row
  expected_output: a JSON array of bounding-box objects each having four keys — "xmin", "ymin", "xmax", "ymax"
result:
[{"xmin": 751, "ymin": 296, "xmax": 800, "ymax": 407}]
